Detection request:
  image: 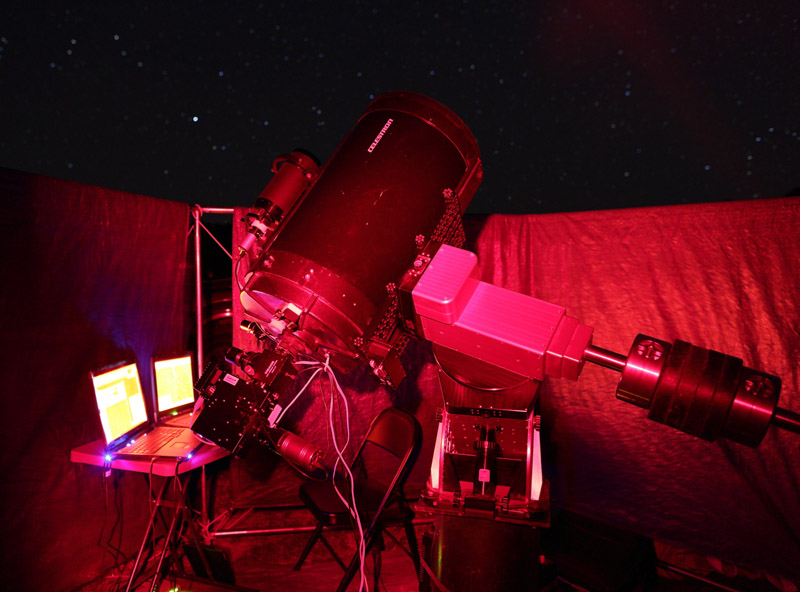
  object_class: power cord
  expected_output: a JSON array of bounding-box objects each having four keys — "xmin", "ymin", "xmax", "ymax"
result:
[
  {"xmin": 277, "ymin": 355, "xmax": 369, "ymax": 590},
  {"xmin": 322, "ymin": 356, "xmax": 369, "ymax": 592}
]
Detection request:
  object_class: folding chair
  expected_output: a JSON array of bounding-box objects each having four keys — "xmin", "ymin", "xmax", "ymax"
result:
[{"xmin": 293, "ymin": 406, "xmax": 422, "ymax": 591}]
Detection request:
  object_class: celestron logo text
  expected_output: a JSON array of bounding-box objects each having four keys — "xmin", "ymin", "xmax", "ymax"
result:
[{"xmin": 368, "ymin": 118, "xmax": 393, "ymax": 152}]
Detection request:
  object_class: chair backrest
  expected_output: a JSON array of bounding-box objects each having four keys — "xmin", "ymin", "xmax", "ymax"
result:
[
  {"xmin": 352, "ymin": 407, "xmax": 421, "ymax": 527},
  {"xmin": 363, "ymin": 406, "xmax": 421, "ymax": 460}
]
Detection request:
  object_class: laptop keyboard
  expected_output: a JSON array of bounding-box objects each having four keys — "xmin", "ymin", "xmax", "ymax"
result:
[{"xmin": 126, "ymin": 427, "xmax": 184, "ymax": 454}]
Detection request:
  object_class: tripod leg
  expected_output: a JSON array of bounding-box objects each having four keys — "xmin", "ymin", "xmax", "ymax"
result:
[
  {"xmin": 178, "ymin": 479, "xmax": 216, "ymax": 579},
  {"xmin": 125, "ymin": 477, "xmax": 169, "ymax": 592},
  {"xmin": 149, "ymin": 495, "xmax": 182, "ymax": 592}
]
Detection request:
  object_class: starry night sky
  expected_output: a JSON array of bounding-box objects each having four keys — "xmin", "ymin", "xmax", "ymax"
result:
[{"xmin": 2, "ymin": 1, "xmax": 798, "ymax": 214}]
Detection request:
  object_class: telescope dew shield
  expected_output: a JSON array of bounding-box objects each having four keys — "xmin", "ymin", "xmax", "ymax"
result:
[{"xmin": 242, "ymin": 91, "xmax": 483, "ymax": 365}]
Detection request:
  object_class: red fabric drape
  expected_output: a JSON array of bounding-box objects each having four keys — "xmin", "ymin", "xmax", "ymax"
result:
[
  {"xmin": 230, "ymin": 199, "xmax": 800, "ymax": 580},
  {"xmin": 9, "ymin": 179, "xmax": 791, "ymax": 588},
  {"xmin": 469, "ymin": 200, "xmax": 800, "ymax": 579},
  {"xmin": 0, "ymin": 169, "xmax": 191, "ymax": 590}
]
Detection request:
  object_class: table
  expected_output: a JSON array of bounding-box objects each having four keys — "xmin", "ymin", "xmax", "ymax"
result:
[{"xmin": 71, "ymin": 439, "xmax": 231, "ymax": 591}]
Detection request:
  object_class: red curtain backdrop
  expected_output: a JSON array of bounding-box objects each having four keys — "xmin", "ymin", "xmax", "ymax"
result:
[
  {"xmin": 1, "ymin": 168, "xmax": 796, "ymax": 588},
  {"xmin": 231, "ymin": 199, "xmax": 800, "ymax": 581},
  {"xmin": 0, "ymin": 169, "xmax": 191, "ymax": 590},
  {"xmin": 467, "ymin": 201, "xmax": 800, "ymax": 580}
]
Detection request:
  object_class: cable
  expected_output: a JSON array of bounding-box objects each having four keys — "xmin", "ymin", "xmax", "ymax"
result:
[
  {"xmin": 234, "ymin": 250, "xmax": 247, "ymax": 294},
  {"xmin": 228, "ymin": 376, "xmax": 274, "ymax": 456},
  {"xmin": 147, "ymin": 456, "xmax": 159, "ymax": 566},
  {"xmin": 91, "ymin": 469, "xmax": 132, "ymax": 592},
  {"xmin": 266, "ymin": 360, "xmax": 331, "ymax": 480},
  {"xmin": 106, "ymin": 472, "xmax": 125, "ymax": 569},
  {"xmin": 297, "ymin": 355, "xmax": 367, "ymax": 587},
  {"xmin": 109, "ymin": 472, "xmax": 131, "ymax": 592},
  {"xmin": 275, "ymin": 362, "xmax": 324, "ymax": 425},
  {"xmin": 98, "ymin": 469, "xmax": 125, "ymax": 574},
  {"xmin": 322, "ymin": 356, "xmax": 368, "ymax": 592}
]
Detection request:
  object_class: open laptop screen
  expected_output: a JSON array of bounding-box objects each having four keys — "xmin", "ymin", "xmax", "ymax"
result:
[
  {"xmin": 90, "ymin": 361, "xmax": 148, "ymax": 445},
  {"xmin": 153, "ymin": 354, "xmax": 195, "ymax": 415}
]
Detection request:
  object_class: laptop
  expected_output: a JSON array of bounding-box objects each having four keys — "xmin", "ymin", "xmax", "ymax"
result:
[
  {"xmin": 152, "ymin": 353, "xmax": 197, "ymax": 427},
  {"xmin": 90, "ymin": 360, "xmax": 201, "ymax": 459}
]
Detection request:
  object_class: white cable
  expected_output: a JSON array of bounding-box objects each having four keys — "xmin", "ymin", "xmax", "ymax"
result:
[
  {"xmin": 280, "ymin": 356, "xmax": 368, "ymax": 589},
  {"xmin": 322, "ymin": 357, "xmax": 368, "ymax": 592},
  {"xmin": 234, "ymin": 251, "xmax": 247, "ymax": 293},
  {"xmin": 274, "ymin": 365, "xmax": 323, "ymax": 425}
]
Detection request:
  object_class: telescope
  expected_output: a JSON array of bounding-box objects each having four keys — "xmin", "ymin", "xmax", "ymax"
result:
[{"xmin": 191, "ymin": 91, "xmax": 799, "ymax": 591}]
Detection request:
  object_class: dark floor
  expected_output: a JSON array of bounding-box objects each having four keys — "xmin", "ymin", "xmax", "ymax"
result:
[
  {"xmin": 76, "ymin": 506, "xmax": 791, "ymax": 592},
  {"xmin": 78, "ymin": 507, "xmax": 421, "ymax": 592},
  {"xmin": 215, "ymin": 521, "xmax": 420, "ymax": 591}
]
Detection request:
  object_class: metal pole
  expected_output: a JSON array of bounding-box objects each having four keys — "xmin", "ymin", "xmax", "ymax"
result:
[
  {"xmin": 193, "ymin": 206, "xmax": 204, "ymax": 375},
  {"xmin": 583, "ymin": 344, "xmax": 627, "ymax": 372},
  {"xmin": 199, "ymin": 207, "xmax": 235, "ymax": 215},
  {"xmin": 193, "ymin": 206, "xmax": 234, "ymax": 533},
  {"xmin": 192, "ymin": 205, "xmax": 234, "ymax": 375},
  {"xmin": 772, "ymin": 406, "xmax": 800, "ymax": 434}
]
